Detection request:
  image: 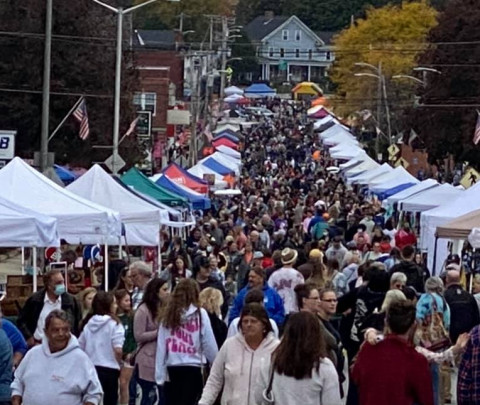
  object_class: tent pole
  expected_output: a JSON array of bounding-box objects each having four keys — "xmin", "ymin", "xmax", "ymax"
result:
[
  {"xmin": 21, "ymin": 247, "xmax": 25, "ymax": 275},
  {"xmin": 157, "ymin": 238, "xmax": 162, "ymax": 276},
  {"xmin": 118, "ymin": 238, "xmax": 122, "ymax": 260},
  {"xmin": 433, "ymin": 237, "xmax": 438, "ymax": 276},
  {"xmin": 104, "ymin": 243, "xmax": 109, "ymax": 291},
  {"xmin": 33, "ymin": 247, "xmax": 37, "ymax": 293}
]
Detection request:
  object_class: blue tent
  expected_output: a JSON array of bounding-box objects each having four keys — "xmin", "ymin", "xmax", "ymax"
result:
[
  {"xmin": 155, "ymin": 175, "xmax": 211, "ymax": 210},
  {"xmin": 213, "ymin": 133, "xmax": 240, "ymax": 144},
  {"xmin": 372, "ymin": 183, "xmax": 417, "ymax": 200},
  {"xmin": 244, "ymin": 83, "xmax": 276, "ymax": 97},
  {"xmin": 54, "ymin": 165, "xmax": 76, "ymax": 184},
  {"xmin": 202, "ymin": 157, "xmax": 233, "ymax": 176}
]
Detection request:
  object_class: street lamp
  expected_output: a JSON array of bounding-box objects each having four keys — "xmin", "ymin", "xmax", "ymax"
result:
[
  {"xmin": 392, "ymin": 75, "xmax": 425, "ymax": 86},
  {"xmin": 354, "ymin": 62, "xmax": 392, "ymax": 149},
  {"xmin": 92, "ymin": 0, "xmax": 179, "ymax": 174}
]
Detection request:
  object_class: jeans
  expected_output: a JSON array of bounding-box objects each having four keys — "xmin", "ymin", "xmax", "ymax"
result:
[{"xmin": 138, "ymin": 377, "xmax": 159, "ymax": 405}]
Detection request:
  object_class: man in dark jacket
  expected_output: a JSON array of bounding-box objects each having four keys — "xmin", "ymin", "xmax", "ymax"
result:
[
  {"xmin": 444, "ymin": 269, "xmax": 480, "ymax": 343},
  {"xmin": 389, "ymin": 245, "xmax": 429, "ymax": 293},
  {"xmin": 16, "ymin": 269, "xmax": 82, "ymax": 345}
]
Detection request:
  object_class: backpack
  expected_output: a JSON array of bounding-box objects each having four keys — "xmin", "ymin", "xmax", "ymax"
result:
[
  {"xmin": 311, "ymin": 220, "xmax": 329, "ymax": 240},
  {"xmin": 416, "ymin": 293, "xmax": 451, "ymax": 352}
]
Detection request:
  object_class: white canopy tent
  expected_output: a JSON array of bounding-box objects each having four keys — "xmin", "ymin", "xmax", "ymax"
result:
[
  {"xmin": 368, "ymin": 166, "xmax": 419, "ymax": 191},
  {"xmin": 67, "ymin": 164, "xmax": 168, "ymax": 246},
  {"xmin": 320, "ymin": 124, "xmax": 355, "ymax": 140},
  {"xmin": 224, "ymin": 94, "xmax": 245, "ymax": 103},
  {"xmin": 329, "ymin": 144, "xmax": 363, "ymax": 160},
  {"xmin": 344, "ymin": 159, "xmax": 380, "ymax": 178},
  {"xmin": 339, "ymin": 152, "xmax": 369, "ymax": 169},
  {"xmin": 421, "ymin": 182, "xmax": 480, "ymax": 272},
  {"xmin": 199, "ymin": 152, "xmax": 241, "ymax": 176},
  {"xmin": 0, "ymin": 195, "xmax": 59, "ymax": 247},
  {"xmin": 323, "ymin": 134, "xmax": 359, "ymax": 147},
  {"xmin": 314, "ymin": 116, "xmax": 339, "ymax": 129},
  {"xmin": 400, "ymin": 183, "xmax": 462, "ymax": 212},
  {"xmin": 348, "ymin": 163, "xmax": 393, "ymax": 185},
  {"xmin": 215, "ymin": 145, "xmax": 241, "ymax": 159},
  {"xmin": 0, "ymin": 158, "xmax": 122, "ymax": 244},
  {"xmin": 224, "ymin": 85, "xmax": 244, "ymax": 96},
  {"xmin": 383, "ymin": 179, "xmax": 439, "ymax": 207}
]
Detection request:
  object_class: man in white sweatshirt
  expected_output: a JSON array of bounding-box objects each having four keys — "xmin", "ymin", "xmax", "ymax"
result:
[{"xmin": 11, "ymin": 310, "xmax": 103, "ymax": 405}]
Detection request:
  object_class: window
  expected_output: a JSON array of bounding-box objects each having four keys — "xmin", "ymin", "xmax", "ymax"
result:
[
  {"xmin": 295, "ymin": 49, "xmax": 300, "ymax": 58},
  {"xmin": 326, "ymin": 51, "xmax": 332, "ymax": 60},
  {"xmin": 282, "ymin": 30, "xmax": 289, "ymax": 41},
  {"xmin": 308, "ymin": 49, "xmax": 313, "ymax": 60},
  {"xmin": 269, "ymin": 47, "xmax": 274, "ymax": 57},
  {"xmin": 295, "ymin": 30, "xmax": 301, "ymax": 41},
  {"xmin": 133, "ymin": 92, "xmax": 157, "ymax": 116},
  {"xmin": 280, "ymin": 48, "xmax": 285, "ymax": 58}
]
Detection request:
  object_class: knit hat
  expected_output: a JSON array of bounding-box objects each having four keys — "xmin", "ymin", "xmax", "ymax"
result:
[
  {"xmin": 281, "ymin": 248, "xmax": 298, "ymax": 265},
  {"xmin": 309, "ymin": 249, "xmax": 323, "ymax": 259}
]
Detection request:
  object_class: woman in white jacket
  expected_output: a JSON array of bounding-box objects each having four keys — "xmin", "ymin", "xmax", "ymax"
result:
[
  {"xmin": 155, "ymin": 278, "xmax": 218, "ymax": 405},
  {"xmin": 199, "ymin": 303, "xmax": 280, "ymax": 405},
  {"xmin": 256, "ymin": 311, "xmax": 340, "ymax": 405},
  {"xmin": 79, "ymin": 291, "xmax": 125, "ymax": 405}
]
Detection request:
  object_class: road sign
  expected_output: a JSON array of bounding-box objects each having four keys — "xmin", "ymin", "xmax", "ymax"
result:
[
  {"xmin": 0, "ymin": 130, "xmax": 15, "ymax": 160},
  {"xmin": 388, "ymin": 144, "xmax": 400, "ymax": 157},
  {"xmin": 394, "ymin": 157, "xmax": 410, "ymax": 168},
  {"xmin": 460, "ymin": 168, "xmax": 480, "ymax": 189},
  {"xmin": 104, "ymin": 153, "xmax": 125, "ymax": 173}
]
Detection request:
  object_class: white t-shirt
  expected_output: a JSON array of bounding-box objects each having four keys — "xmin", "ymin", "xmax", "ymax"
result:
[{"xmin": 268, "ymin": 267, "xmax": 304, "ymax": 314}]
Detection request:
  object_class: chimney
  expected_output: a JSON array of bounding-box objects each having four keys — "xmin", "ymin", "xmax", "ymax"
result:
[{"xmin": 264, "ymin": 10, "xmax": 274, "ymax": 20}]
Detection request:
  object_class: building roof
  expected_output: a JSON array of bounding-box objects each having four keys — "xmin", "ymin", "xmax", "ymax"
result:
[
  {"xmin": 244, "ymin": 15, "xmax": 289, "ymax": 42},
  {"xmin": 314, "ymin": 31, "xmax": 338, "ymax": 46},
  {"xmin": 132, "ymin": 30, "xmax": 176, "ymax": 49}
]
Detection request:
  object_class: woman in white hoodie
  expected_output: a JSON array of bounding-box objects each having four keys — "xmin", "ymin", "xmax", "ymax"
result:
[
  {"xmin": 79, "ymin": 291, "xmax": 125, "ymax": 405},
  {"xmin": 199, "ymin": 303, "xmax": 280, "ymax": 405},
  {"xmin": 155, "ymin": 278, "xmax": 218, "ymax": 405},
  {"xmin": 257, "ymin": 311, "xmax": 340, "ymax": 405}
]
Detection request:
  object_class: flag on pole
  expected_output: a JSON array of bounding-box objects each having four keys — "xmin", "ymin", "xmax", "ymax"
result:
[
  {"xmin": 73, "ymin": 98, "xmax": 89, "ymax": 140},
  {"xmin": 409, "ymin": 129, "xmax": 419, "ymax": 146},
  {"xmin": 474, "ymin": 111, "xmax": 480, "ymax": 145},
  {"xmin": 124, "ymin": 117, "xmax": 139, "ymax": 137}
]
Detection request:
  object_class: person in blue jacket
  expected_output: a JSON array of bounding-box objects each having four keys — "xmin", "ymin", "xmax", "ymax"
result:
[
  {"xmin": 0, "ymin": 327, "xmax": 13, "ymax": 405},
  {"xmin": 228, "ymin": 266, "xmax": 285, "ymax": 327},
  {"xmin": 0, "ymin": 308, "xmax": 27, "ymax": 368}
]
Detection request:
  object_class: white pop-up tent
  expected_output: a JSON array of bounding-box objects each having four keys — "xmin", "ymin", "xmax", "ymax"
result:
[
  {"xmin": 0, "ymin": 195, "xmax": 59, "ymax": 247},
  {"xmin": 339, "ymin": 152, "xmax": 369, "ymax": 169},
  {"xmin": 320, "ymin": 124, "xmax": 354, "ymax": 140},
  {"xmin": 348, "ymin": 163, "xmax": 393, "ymax": 185},
  {"xmin": 329, "ymin": 144, "xmax": 363, "ymax": 160},
  {"xmin": 368, "ymin": 166, "xmax": 419, "ymax": 192},
  {"xmin": 400, "ymin": 183, "xmax": 462, "ymax": 212},
  {"xmin": 323, "ymin": 134, "xmax": 359, "ymax": 147},
  {"xmin": 314, "ymin": 116, "xmax": 340, "ymax": 130},
  {"xmin": 344, "ymin": 159, "xmax": 380, "ymax": 178},
  {"xmin": 383, "ymin": 179, "xmax": 439, "ymax": 207},
  {"xmin": 199, "ymin": 152, "xmax": 241, "ymax": 176},
  {"xmin": 0, "ymin": 158, "xmax": 122, "ymax": 244},
  {"xmin": 188, "ymin": 164, "xmax": 228, "ymax": 189},
  {"xmin": 67, "ymin": 164, "xmax": 169, "ymax": 246},
  {"xmin": 215, "ymin": 145, "xmax": 241, "ymax": 159},
  {"xmin": 421, "ymin": 182, "xmax": 480, "ymax": 272},
  {"xmin": 224, "ymin": 86, "xmax": 244, "ymax": 96}
]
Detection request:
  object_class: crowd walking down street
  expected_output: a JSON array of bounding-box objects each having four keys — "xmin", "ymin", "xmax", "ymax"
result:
[{"xmin": 2, "ymin": 98, "xmax": 480, "ymax": 405}]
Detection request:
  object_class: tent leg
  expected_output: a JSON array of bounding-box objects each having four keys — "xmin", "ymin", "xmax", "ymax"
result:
[
  {"xmin": 33, "ymin": 247, "xmax": 37, "ymax": 293},
  {"xmin": 433, "ymin": 237, "xmax": 438, "ymax": 276},
  {"xmin": 118, "ymin": 238, "xmax": 122, "ymax": 260},
  {"xmin": 157, "ymin": 233, "xmax": 162, "ymax": 276},
  {"xmin": 21, "ymin": 247, "xmax": 25, "ymax": 276},
  {"xmin": 104, "ymin": 243, "xmax": 109, "ymax": 291}
]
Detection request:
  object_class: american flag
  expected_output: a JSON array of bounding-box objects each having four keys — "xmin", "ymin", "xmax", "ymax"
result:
[
  {"xmin": 474, "ymin": 111, "xmax": 480, "ymax": 145},
  {"xmin": 73, "ymin": 98, "xmax": 89, "ymax": 140}
]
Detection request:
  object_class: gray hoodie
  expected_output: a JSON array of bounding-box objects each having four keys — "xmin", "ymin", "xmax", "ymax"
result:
[{"xmin": 11, "ymin": 335, "xmax": 103, "ymax": 405}]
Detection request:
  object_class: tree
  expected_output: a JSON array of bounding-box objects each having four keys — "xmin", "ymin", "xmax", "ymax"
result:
[
  {"xmin": 329, "ymin": 1, "xmax": 437, "ymax": 130},
  {"xmin": 0, "ymin": 0, "xmax": 141, "ymax": 167},
  {"xmin": 235, "ymin": 0, "xmax": 286, "ymax": 26},
  {"xmin": 408, "ymin": 0, "xmax": 480, "ymax": 169},
  {"xmin": 229, "ymin": 33, "xmax": 259, "ymax": 84}
]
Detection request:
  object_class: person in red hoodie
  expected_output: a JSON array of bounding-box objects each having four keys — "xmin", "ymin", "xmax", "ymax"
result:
[
  {"xmin": 352, "ymin": 301, "xmax": 434, "ymax": 405},
  {"xmin": 395, "ymin": 221, "xmax": 417, "ymax": 250}
]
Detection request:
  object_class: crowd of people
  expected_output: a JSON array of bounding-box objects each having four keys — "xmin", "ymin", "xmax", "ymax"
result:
[{"xmin": 2, "ymin": 100, "xmax": 480, "ymax": 405}]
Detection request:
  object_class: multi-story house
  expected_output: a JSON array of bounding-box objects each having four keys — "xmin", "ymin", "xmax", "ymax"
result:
[{"xmin": 245, "ymin": 12, "xmax": 335, "ymax": 85}]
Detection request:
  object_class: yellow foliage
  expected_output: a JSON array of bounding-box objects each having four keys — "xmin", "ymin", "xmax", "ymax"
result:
[{"xmin": 330, "ymin": 1, "xmax": 437, "ymax": 115}]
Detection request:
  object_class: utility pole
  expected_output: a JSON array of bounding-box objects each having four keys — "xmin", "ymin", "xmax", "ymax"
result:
[
  {"xmin": 376, "ymin": 62, "xmax": 382, "ymax": 159},
  {"xmin": 189, "ymin": 56, "xmax": 201, "ymax": 166},
  {"xmin": 40, "ymin": 0, "xmax": 53, "ymax": 172},
  {"xmin": 382, "ymin": 73, "xmax": 392, "ymax": 145},
  {"xmin": 219, "ymin": 16, "xmax": 228, "ymax": 100}
]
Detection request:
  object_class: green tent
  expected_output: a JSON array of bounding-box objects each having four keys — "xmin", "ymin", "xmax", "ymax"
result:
[{"xmin": 121, "ymin": 168, "xmax": 188, "ymax": 207}]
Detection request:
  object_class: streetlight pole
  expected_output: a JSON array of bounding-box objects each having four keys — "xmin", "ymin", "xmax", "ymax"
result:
[
  {"xmin": 92, "ymin": 0, "xmax": 176, "ymax": 174},
  {"xmin": 219, "ymin": 16, "xmax": 228, "ymax": 100},
  {"xmin": 40, "ymin": 0, "xmax": 53, "ymax": 172}
]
